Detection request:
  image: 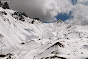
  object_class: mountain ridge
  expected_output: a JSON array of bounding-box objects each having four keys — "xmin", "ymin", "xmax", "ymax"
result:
[{"xmin": 0, "ymin": 7, "xmax": 88, "ymax": 59}]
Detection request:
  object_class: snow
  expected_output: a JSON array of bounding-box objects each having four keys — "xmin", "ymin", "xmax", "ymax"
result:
[{"xmin": 0, "ymin": 7, "xmax": 88, "ymax": 59}]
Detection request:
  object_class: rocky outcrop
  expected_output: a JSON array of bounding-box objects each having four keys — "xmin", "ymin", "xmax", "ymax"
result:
[
  {"xmin": 0, "ymin": 1, "xmax": 10, "ymax": 9},
  {"xmin": 45, "ymin": 55, "xmax": 66, "ymax": 59},
  {"xmin": 2, "ymin": 2, "xmax": 10, "ymax": 9}
]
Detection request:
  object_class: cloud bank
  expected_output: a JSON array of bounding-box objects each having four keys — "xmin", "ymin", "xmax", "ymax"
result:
[
  {"xmin": 66, "ymin": 0, "xmax": 88, "ymax": 25},
  {"xmin": 9, "ymin": 0, "xmax": 73, "ymax": 22},
  {"xmin": 8, "ymin": 0, "xmax": 88, "ymax": 25}
]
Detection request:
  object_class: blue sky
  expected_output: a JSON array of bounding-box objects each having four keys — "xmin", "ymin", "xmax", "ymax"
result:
[
  {"xmin": 55, "ymin": 11, "xmax": 72, "ymax": 21},
  {"xmin": 56, "ymin": 0, "xmax": 77, "ymax": 21},
  {"xmin": 71, "ymin": 0, "xmax": 77, "ymax": 5}
]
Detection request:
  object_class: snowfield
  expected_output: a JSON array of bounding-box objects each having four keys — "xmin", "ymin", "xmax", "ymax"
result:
[{"xmin": 0, "ymin": 7, "xmax": 88, "ymax": 59}]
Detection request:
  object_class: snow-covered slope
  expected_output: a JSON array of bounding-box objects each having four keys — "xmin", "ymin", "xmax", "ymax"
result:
[{"xmin": 0, "ymin": 7, "xmax": 88, "ymax": 59}]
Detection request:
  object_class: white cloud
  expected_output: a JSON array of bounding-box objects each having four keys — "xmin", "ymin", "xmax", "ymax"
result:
[
  {"xmin": 66, "ymin": 0, "xmax": 88, "ymax": 25},
  {"xmin": 78, "ymin": 0, "xmax": 88, "ymax": 2},
  {"xmin": 9, "ymin": 0, "xmax": 73, "ymax": 22}
]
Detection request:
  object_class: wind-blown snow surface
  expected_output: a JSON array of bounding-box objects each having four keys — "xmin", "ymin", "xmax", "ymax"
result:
[{"xmin": 0, "ymin": 8, "xmax": 88, "ymax": 59}]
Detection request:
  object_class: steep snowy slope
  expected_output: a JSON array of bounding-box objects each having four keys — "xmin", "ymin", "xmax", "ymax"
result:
[{"xmin": 0, "ymin": 7, "xmax": 88, "ymax": 59}]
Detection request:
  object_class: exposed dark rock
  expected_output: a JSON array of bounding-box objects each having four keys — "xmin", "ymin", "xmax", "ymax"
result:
[
  {"xmin": 21, "ymin": 12, "xmax": 28, "ymax": 17},
  {"xmin": 39, "ymin": 39, "xmax": 41, "ymax": 40},
  {"xmin": 2, "ymin": 2, "xmax": 10, "ymax": 9},
  {"xmin": 51, "ymin": 51, "xmax": 59, "ymax": 54},
  {"xmin": 19, "ymin": 16, "xmax": 25, "ymax": 21},
  {"xmin": 7, "ymin": 53, "xmax": 13, "ymax": 56},
  {"xmin": 31, "ymin": 20, "xmax": 35, "ymax": 24},
  {"xmin": 44, "ymin": 55, "xmax": 66, "ymax": 59},
  {"xmin": 0, "ymin": 53, "xmax": 13, "ymax": 58},
  {"xmin": 13, "ymin": 11, "xmax": 27, "ymax": 17},
  {"xmin": 33, "ymin": 18, "xmax": 39, "ymax": 20},
  {"xmin": 7, "ymin": 53, "xmax": 13, "ymax": 59},
  {"xmin": 0, "ymin": 54, "xmax": 7, "ymax": 58},
  {"xmin": 66, "ymin": 38, "xmax": 69, "ymax": 39},
  {"xmin": 67, "ymin": 25, "xmax": 71, "ymax": 29},
  {"xmin": 50, "ymin": 55, "xmax": 66, "ymax": 59},
  {"xmin": 0, "ymin": 11, "xmax": 7, "ymax": 15},
  {"xmin": 21, "ymin": 42, "xmax": 25, "ymax": 44},
  {"xmin": 51, "ymin": 42, "xmax": 64, "ymax": 47},
  {"xmin": 2, "ymin": 11, "xmax": 7, "ymax": 15},
  {"xmin": 12, "ymin": 11, "xmax": 28, "ymax": 21}
]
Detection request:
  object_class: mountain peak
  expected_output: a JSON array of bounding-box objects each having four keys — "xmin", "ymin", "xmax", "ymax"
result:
[
  {"xmin": 57, "ymin": 19, "xmax": 63, "ymax": 23},
  {"xmin": 0, "ymin": 7, "xmax": 88, "ymax": 59},
  {"xmin": 0, "ymin": 0, "xmax": 10, "ymax": 9}
]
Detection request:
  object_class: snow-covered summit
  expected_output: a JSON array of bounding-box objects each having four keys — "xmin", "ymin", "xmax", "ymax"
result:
[{"xmin": 0, "ymin": 7, "xmax": 88, "ymax": 59}]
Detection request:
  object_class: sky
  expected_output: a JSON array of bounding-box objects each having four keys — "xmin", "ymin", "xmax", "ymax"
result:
[
  {"xmin": 8, "ymin": 0, "xmax": 72, "ymax": 22},
  {"xmin": 2, "ymin": 0, "xmax": 88, "ymax": 25},
  {"xmin": 66, "ymin": 0, "xmax": 88, "ymax": 25}
]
